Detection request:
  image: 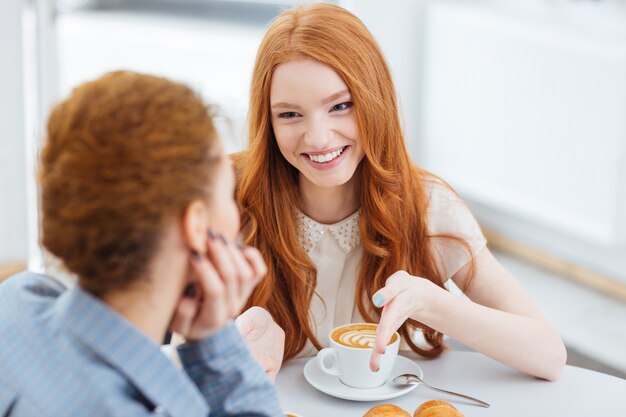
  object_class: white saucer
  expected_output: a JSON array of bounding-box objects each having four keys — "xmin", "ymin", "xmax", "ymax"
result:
[{"xmin": 303, "ymin": 356, "xmax": 422, "ymax": 401}]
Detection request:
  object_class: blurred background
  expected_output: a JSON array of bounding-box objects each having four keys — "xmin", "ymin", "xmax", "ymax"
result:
[{"xmin": 1, "ymin": 0, "xmax": 625, "ymax": 377}]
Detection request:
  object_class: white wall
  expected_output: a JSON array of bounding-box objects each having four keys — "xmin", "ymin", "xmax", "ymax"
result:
[
  {"xmin": 420, "ymin": 2, "xmax": 626, "ymax": 281},
  {"xmin": 0, "ymin": 1, "xmax": 28, "ymax": 265},
  {"xmin": 56, "ymin": 8, "xmax": 266, "ymax": 154}
]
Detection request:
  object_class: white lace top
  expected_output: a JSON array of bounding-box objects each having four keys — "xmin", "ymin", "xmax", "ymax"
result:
[{"xmin": 294, "ymin": 178, "xmax": 487, "ymax": 357}]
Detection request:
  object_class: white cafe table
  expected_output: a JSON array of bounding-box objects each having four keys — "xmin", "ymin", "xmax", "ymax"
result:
[{"xmin": 275, "ymin": 351, "xmax": 626, "ymax": 416}]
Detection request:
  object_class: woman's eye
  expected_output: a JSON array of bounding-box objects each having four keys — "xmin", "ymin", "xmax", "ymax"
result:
[
  {"xmin": 330, "ymin": 102, "xmax": 353, "ymax": 112},
  {"xmin": 278, "ymin": 111, "xmax": 300, "ymax": 119}
]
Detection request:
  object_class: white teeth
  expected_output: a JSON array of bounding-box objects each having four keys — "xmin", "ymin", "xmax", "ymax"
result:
[{"xmin": 307, "ymin": 146, "xmax": 346, "ymax": 163}]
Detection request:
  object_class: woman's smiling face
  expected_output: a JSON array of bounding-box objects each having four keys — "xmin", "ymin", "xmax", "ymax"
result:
[{"xmin": 270, "ymin": 57, "xmax": 364, "ymax": 190}]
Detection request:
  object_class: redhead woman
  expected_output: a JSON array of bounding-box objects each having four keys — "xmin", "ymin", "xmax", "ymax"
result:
[
  {"xmin": 234, "ymin": 3, "xmax": 566, "ymax": 380},
  {"xmin": 0, "ymin": 71, "xmax": 283, "ymax": 416}
]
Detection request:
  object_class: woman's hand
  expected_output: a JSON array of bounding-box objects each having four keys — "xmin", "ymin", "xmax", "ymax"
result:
[
  {"xmin": 369, "ymin": 270, "xmax": 439, "ymax": 372},
  {"xmin": 235, "ymin": 306, "xmax": 285, "ymax": 383},
  {"xmin": 369, "ymin": 250, "xmax": 567, "ymax": 381},
  {"xmin": 169, "ymin": 233, "xmax": 268, "ymax": 342}
]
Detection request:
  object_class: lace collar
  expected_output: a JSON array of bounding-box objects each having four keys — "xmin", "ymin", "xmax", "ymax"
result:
[{"xmin": 296, "ymin": 209, "xmax": 361, "ymax": 254}]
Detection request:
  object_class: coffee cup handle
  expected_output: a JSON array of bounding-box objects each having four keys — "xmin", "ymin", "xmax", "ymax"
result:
[{"xmin": 316, "ymin": 347, "xmax": 341, "ymax": 377}]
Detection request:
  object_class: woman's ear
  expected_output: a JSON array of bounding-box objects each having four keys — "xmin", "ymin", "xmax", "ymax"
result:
[{"xmin": 181, "ymin": 199, "xmax": 209, "ymax": 252}]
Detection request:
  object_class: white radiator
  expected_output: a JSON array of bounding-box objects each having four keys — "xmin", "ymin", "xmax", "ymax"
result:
[{"xmin": 420, "ymin": 3, "xmax": 626, "ymax": 246}]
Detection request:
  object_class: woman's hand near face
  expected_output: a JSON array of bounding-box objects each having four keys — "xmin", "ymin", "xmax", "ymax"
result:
[
  {"xmin": 235, "ymin": 306, "xmax": 285, "ymax": 383},
  {"xmin": 368, "ymin": 271, "xmax": 440, "ymax": 372},
  {"xmin": 169, "ymin": 233, "xmax": 268, "ymax": 342}
]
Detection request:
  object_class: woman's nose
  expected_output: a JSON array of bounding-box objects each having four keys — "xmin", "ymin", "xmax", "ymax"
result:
[{"xmin": 303, "ymin": 118, "xmax": 333, "ymax": 149}]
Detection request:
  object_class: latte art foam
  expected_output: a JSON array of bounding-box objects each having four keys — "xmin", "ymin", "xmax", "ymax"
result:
[
  {"xmin": 337, "ymin": 329, "xmax": 377, "ymax": 348},
  {"xmin": 331, "ymin": 324, "xmax": 398, "ymax": 348}
]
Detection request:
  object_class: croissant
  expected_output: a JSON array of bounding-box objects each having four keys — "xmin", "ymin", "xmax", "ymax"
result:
[
  {"xmin": 363, "ymin": 404, "xmax": 411, "ymax": 417},
  {"xmin": 413, "ymin": 400, "xmax": 464, "ymax": 417}
]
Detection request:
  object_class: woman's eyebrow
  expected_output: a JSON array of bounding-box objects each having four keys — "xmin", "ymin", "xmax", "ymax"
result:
[
  {"xmin": 322, "ymin": 89, "xmax": 350, "ymax": 105},
  {"xmin": 271, "ymin": 101, "xmax": 302, "ymax": 110},
  {"xmin": 271, "ymin": 89, "xmax": 351, "ymax": 110}
]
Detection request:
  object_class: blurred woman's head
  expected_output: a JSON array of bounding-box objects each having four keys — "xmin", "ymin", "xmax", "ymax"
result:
[{"xmin": 39, "ymin": 71, "xmax": 237, "ymax": 296}]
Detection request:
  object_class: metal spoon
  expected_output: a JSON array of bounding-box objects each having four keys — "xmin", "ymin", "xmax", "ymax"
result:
[{"xmin": 393, "ymin": 373, "xmax": 490, "ymax": 408}]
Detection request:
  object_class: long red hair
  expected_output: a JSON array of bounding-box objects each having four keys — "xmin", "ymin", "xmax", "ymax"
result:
[{"xmin": 235, "ymin": 3, "xmax": 474, "ymax": 360}]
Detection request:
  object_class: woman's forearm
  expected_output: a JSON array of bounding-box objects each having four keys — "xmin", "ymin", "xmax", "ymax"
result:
[{"xmin": 417, "ymin": 289, "xmax": 567, "ymax": 381}]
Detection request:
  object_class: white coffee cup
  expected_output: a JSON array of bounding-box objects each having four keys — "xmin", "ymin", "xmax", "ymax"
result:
[{"xmin": 316, "ymin": 323, "xmax": 400, "ymax": 389}]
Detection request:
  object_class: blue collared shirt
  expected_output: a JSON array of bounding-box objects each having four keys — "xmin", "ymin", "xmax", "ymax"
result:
[{"xmin": 0, "ymin": 272, "xmax": 284, "ymax": 417}]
